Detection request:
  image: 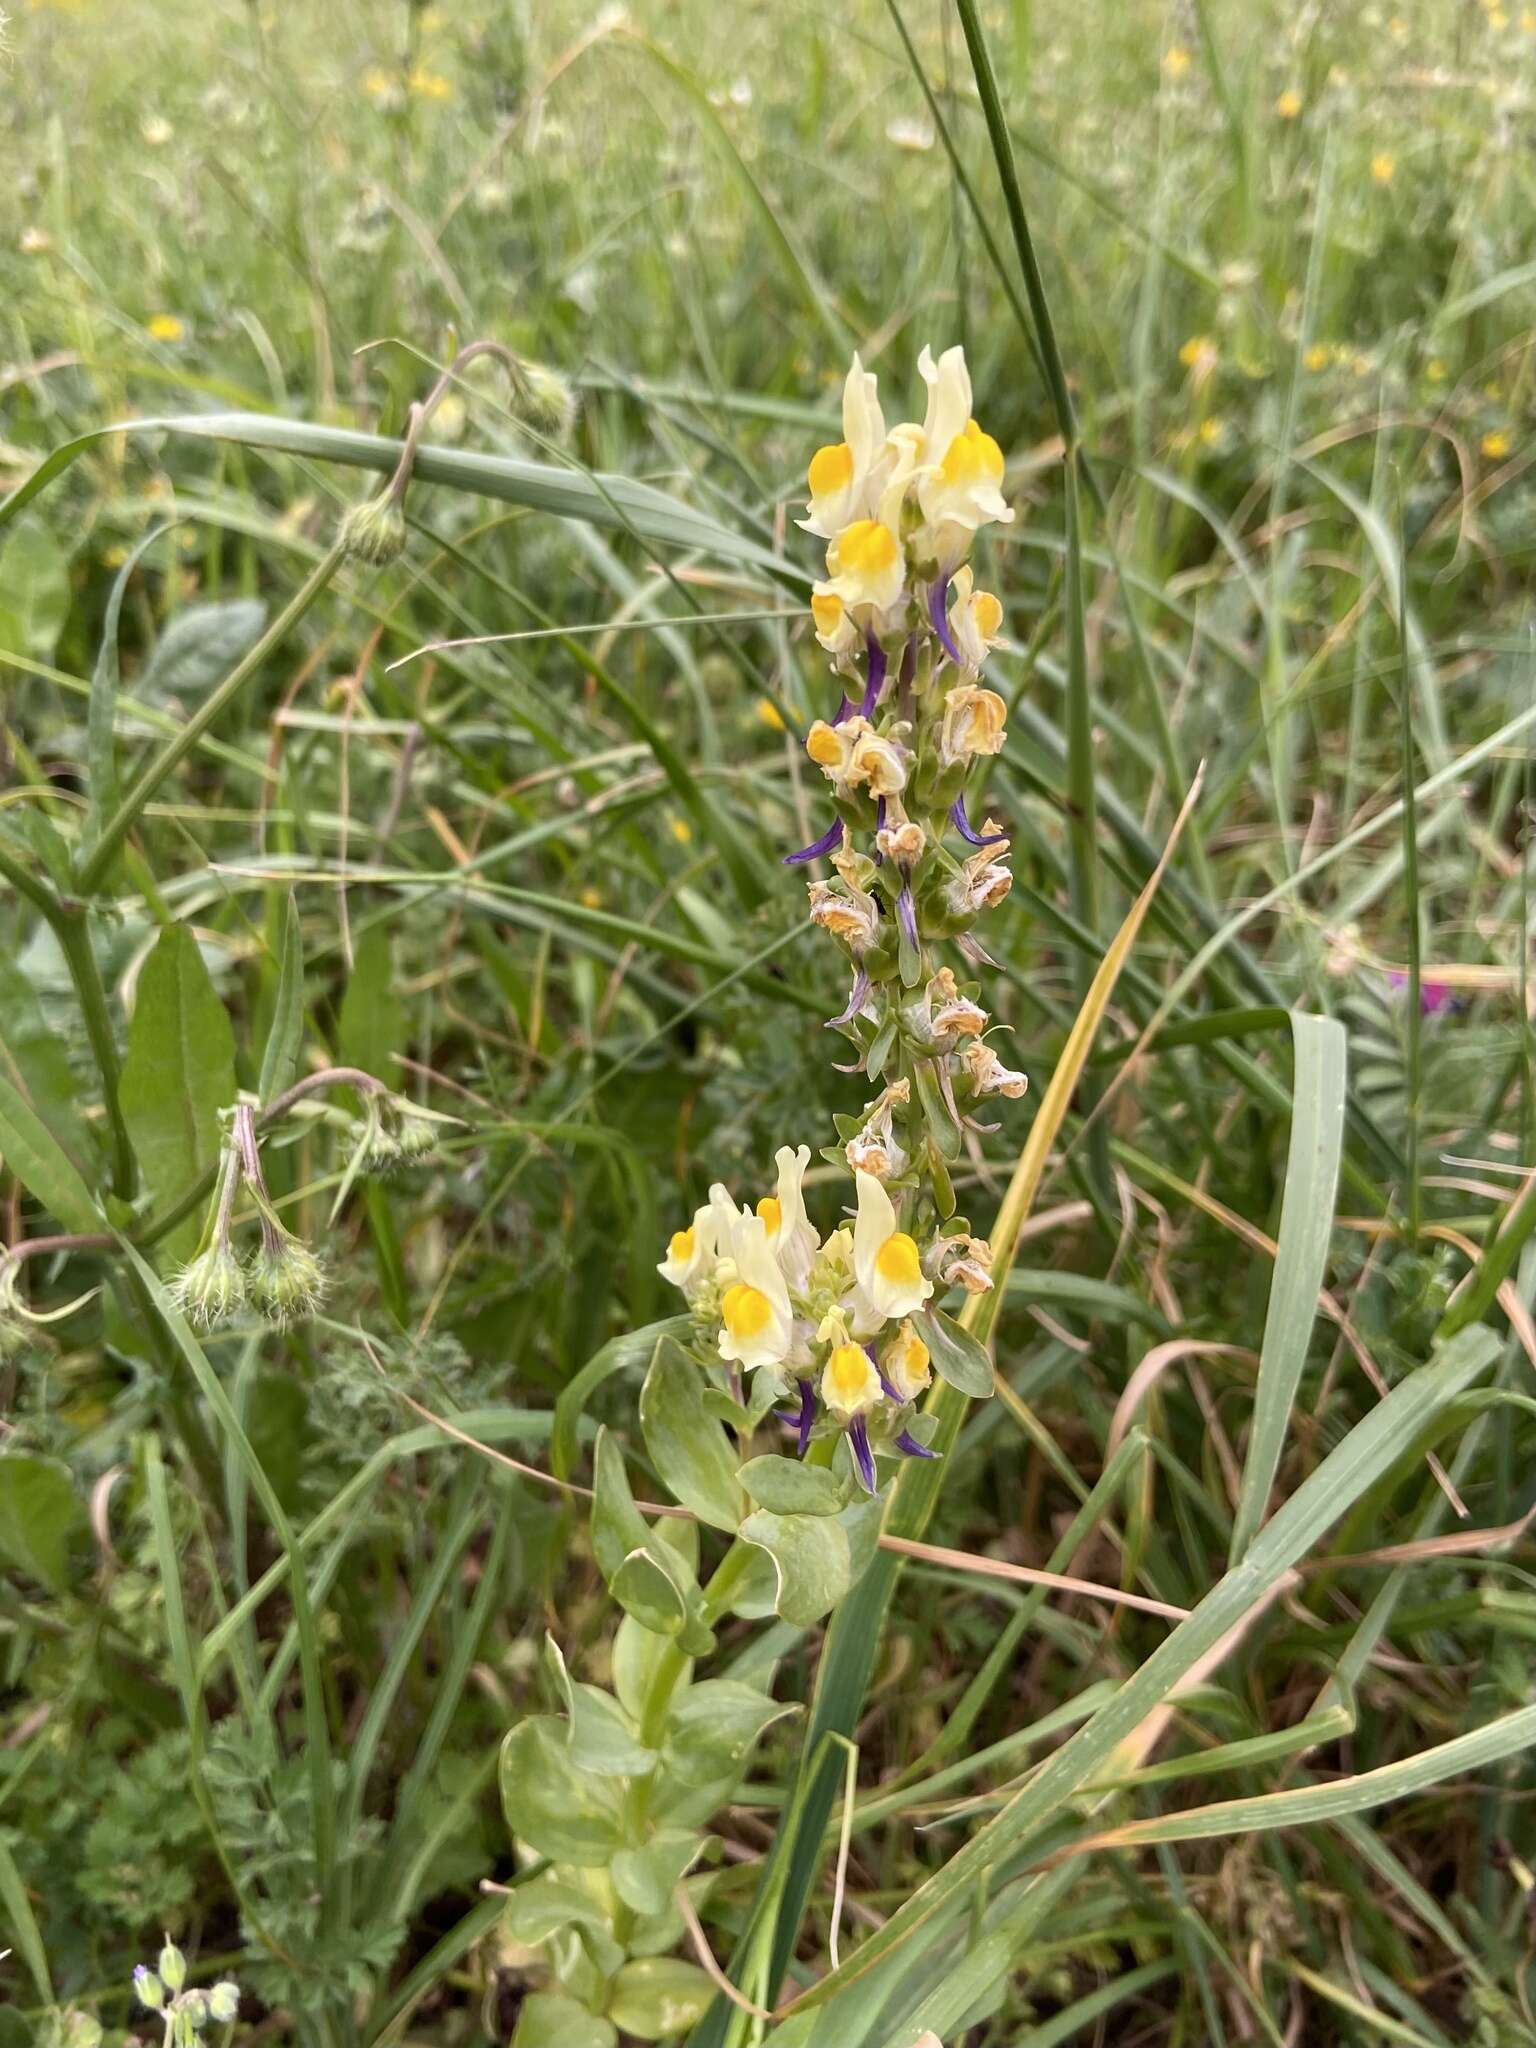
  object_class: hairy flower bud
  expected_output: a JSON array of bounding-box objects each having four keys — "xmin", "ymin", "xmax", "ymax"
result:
[
  {"xmin": 169, "ymin": 1246, "xmax": 247, "ymax": 1330},
  {"xmin": 207, "ymin": 1983, "xmax": 240, "ymax": 2024},
  {"xmin": 249, "ymin": 1232, "xmax": 327, "ymax": 1328},
  {"xmin": 157, "ymin": 1940, "xmax": 187, "ymax": 1995},
  {"xmin": 134, "ymin": 1966, "xmax": 166, "ymax": 2012},
  {"xmin": 339, "ymin": 491, "xmax": 407, "ymax": 567}
]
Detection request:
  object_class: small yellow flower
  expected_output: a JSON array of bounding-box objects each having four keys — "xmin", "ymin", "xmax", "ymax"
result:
[
  {"xmin": 362, "ymin": 67, "xmax": 395, "ymax": 98},
  {"xmin": 1179, "ymin": 333, "xmax": 1214, "ymax": 369},
  {"xmin": 102, "ymin": 544, "xmax": 128, "ymax": 569},
  {"xmin": 1162, "ymin": 45, "xmax": 1192, "ymax": 77},
  {"xmin": 1197, "ymin": 417, "xmax": 1224, "ymax": 446},
  {"xmin": 1489, "ymin": 5, "xmax": 1510, "ymax": 25},
  {"xmin": 146, "ymin": 314, "xmax": 185, "ymax": 343},
  {"xmin": 1370, "ymin": 152, "xmax": 1396, "ymax": 185},
  {"xmin": 579, "ymin": 885, "xmax": 603, "ymax": 909},
  {"xmin": 1523, "ymin": 8, "xmax": 1536, "ymax": 28},
  {"xmin": 1426, "ymin": 358, "xmax": 1448, "ymax": 383},
  {"xmin": 1482, "ymin": 431, "xmax": 1512, "ymax": 460},
  {"xmin": 407, "ymin": 66, "xmax": 453, "ymax": 100},
  {"xmin": 669, "ymin": 816, "xmax": 693, "ymax": 845},
  {"xmin": 1388, "ymin": 14, "xmax": 1408, "ymax": 36},
  {"xmin": 756, "ymin": 697, "xmax": 786, "ymax": 732},
  {"xmin": 1303, "ymin": 343, "xmax": 1332, "ymax": 372},
  {"xmin": 1276, "ymin": 88, "xmax": 1303, "ymax": 119},
  {"xmin": 141, "ymin": 115, "xmax": 173, "ymax": 147},
  {"xmin": 20, "ymin": 226, "xmax": 52, "ymax": 255}
]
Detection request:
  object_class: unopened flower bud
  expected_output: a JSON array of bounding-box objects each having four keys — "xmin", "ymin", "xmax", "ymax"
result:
[
  {"xmin": 249, "ymin": 1233, "xmax": 327, "ymax": 1328},
  {"xmin": 180, "ymin": 1990, "xmax": 209, "ymax": 2030},
  {"xmin": 169, "ymin": 1245, "xmax": 247, "ymax": 1330},
  {"xmin": 518, "ymin": 359, "xmax": 578, "ymax": 438},
  {"xmin": 134, "ymin": 1966, "xmax": 165, "ymax": 2012},
  {"xmin": 339, "ymin": 491, "xmax": 407, "ymax": 567},
  {"xmin": 157, "ymin": 1940, "xmax": 187, "ymax": 1995},
  {"xmin": 207, "ymin": 1983, "xmax": 240, "ymax": 2024}
]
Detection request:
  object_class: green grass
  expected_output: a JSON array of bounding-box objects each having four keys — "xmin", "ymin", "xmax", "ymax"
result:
[{"xmin": 4, "ymin": 1, "xmax": 1536, "ymax": 2044}]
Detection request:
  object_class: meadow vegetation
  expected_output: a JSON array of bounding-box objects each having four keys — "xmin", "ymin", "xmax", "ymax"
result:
[{"xmin": 3, "ymin": 0, "xmax": 1536, "ymax": 2043}]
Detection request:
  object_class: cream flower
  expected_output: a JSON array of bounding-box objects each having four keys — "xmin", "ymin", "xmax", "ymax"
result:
[
  {"xmin": 881, "ymin": 1318, "xmax": 932, "ymax": 1403},
  {"xmin": 913, "ymin": 344, "xmax": 1014, "ymax": 571},
  {"xmin": 876, "ymin": 812, "xmax": 925, "ymax": 863},
  {"xmin": 816, "ymin": 517, "xmax": 905, "ymax": 626},
  {"xmin": 946, "ymin": 565, "xmax": 1005, "ymax": 673},
  {"xmin": 718, "ymin": 1213, "xmax": 795, "ymax": 1372},
  {"xmin": 934, "ymin": 1232, "xmax": 994, "ymax": 1295},
  {"xmin": 800, "ymin": 353, "xmax": 889, "ymax": 539},
  {"xmin": 845, "ymin": 1079, "xmax": 911, "ymax": 1181},
  {"xmin": 853, "ymin": 1170, "xmax": 933, "ymax": 1320},
  {"xmin": 845, "ymin": 724, "xmax": 910, "ymax": 797},
  {"xmin": 758, "ymin": 1142, "xmax": 819, "ymax": 1290},
  {"xmin": 820, "ymin": 1339, "xmax": 883, "ymax": 1420},
  {"xmin": 963, "ymin": 1040, "xmax": 1028, "ymax": 1099},
  {"xmin": 811, "ymin": 590, "xmax": 862, "ymax": 664},
  {"xmin": 805, "ymin": 713, "xmax": 863, "ymax": 790},
  {"xmin": 927, "ymin": 965, "xmax": 988, "ymax": 1045},
  {"xmin": 807, "ymin": 879, "xmax": 877, "ymax": 950},
  {"xmin": 940, "ymin": 683, "xmax": 1008, "ymax": 765},
  {"xmin": 657, "ymin": 1182, "xmax": 741, "ymax": 1292},
  {"xmin": 947, "ymin": 840, "xmax": 1013, "ymax": 917}
]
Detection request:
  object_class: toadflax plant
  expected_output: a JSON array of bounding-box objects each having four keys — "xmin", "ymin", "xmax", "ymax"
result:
[{"xmin": 497, "ymin": 346, "xmax": 1020, "ymax": 2046}]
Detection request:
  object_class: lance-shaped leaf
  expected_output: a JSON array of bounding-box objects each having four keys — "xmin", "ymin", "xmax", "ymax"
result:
[
  {"xmin": 921, "ymin": 1306, "xmax": 994, "ymax": 1399},
  {"xmin": 120, "ymin": 924, "xmax": 237, "ymax": 1259}
]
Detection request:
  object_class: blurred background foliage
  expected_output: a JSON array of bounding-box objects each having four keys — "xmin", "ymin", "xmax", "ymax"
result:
[{"xmin": 3, "ymin": 0, "xmax": 1536, "ymax": 2042}]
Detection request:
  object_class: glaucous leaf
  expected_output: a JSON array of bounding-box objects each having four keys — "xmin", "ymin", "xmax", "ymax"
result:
[
  {"xmin": 663, "ymin": 1679, "xmax": 800, "ymax": 1788},
  {"xmin": 503, "ymin": 1875, "xmax": 611, "ymax": 1948},
  {"xmin": 639, "ymin": 1334, "xmax": 742, "ymax": 1530},
  {"xmin": 611, "ymin": 1827, "xmax": 701, "ymax": 1917},
  {"xmin": 738, "ymin": 1455, "xmax": 846, "ymax": 1518},
  {"xmin": 592, "ymin": 1428, "xmax": 715, "ymax": 1654},
  {"xmin": 922, "ymin": 1305, "xmax": 995, "ymax": 1398},
  {"xmin": 499, "ymin": 1715, "xmax": 627, "ymax": 1867},
  {"xmin": 606, "ymin": 1959, "xmax": 715, "ymax": 2040},
  {"xmin": 739, "ymin": 1509, "xmax": 851, "ymax": 1627},
  {"xmin": 511, "ymin": 1993, "xmax": 616, "ymax": 2048},
  {"xmin": 544, "ymin": 1636, "xmax": 658, "ymax": 1777}
]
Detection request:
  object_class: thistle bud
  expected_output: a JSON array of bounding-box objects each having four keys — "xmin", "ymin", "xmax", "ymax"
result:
[
  {"xmin": 339, "ymin": 491, "xmax": 407, "ymax": 567},
  {"xmin": 207, "ymin": 1983, "xmax": 241, "ymax": 2024},
  {"xmin": 517, "ymin": 359, "xmax": 578, "ymax": 438},
  {"xmin": 169, "ymin": 1245, "xmax": 247, "ymax": 1330},
  {"xmin": 249, "ymin": 1232, "xmax": 327, "ymax": 1328},
  {"xmin": 134, "ymin": 1966, "xmax": 165, "ymax": 2012},
  {"xmin": 157, "ymin": 1940, "xmax": 187, "ymax": 1995}
]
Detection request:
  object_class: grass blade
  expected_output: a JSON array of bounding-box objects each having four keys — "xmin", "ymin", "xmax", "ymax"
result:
[
  {"xmin": 779, "ymin": 1324, "xmax": 1498, "ymax": 2011},
  {"xmin": 1228, "ymin": 1012, "xmax": 1347, "ymax": 1564}
]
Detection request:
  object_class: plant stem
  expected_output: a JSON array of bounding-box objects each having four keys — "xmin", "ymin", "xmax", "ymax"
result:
[
  {"xmin": 55, "ymin": 902, "xmax": 136, "ymax": 1200},
  {"xmin": 75, "ymin": 538, "xmax": 347, "ymax": 895}
]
